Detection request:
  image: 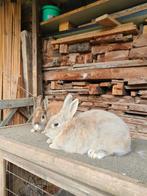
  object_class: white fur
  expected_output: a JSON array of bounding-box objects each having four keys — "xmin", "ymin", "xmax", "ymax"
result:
[
  {"xmin": 31, "ymin": 94, "xmax": 73, "ymax": 133},
  {"xmin": 44, "ymin": 94, "xmax": 131, "ymax": 159}
]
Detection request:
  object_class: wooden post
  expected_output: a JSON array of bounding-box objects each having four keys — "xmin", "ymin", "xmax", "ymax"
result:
[
  {"xmin": 32, "ymin": 0, "xmax": 42, "ymax": 96},
  {"xmin": 0, "ymin": 153, "xmax": 5, "ymax": 196}
]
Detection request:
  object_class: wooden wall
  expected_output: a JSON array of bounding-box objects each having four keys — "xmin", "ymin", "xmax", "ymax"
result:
[{"xmin": 0, "ymin": 0, "xmax": 25, "ymax": 124}]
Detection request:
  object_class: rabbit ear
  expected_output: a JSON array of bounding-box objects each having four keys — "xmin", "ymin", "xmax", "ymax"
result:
[
  {"xmin": 67, "ymin": 98, "xmax": 79, "ymax": 119},
  {"xmin": 43, "ymin": 96, "xmax": 48, "ymax": 110},
  {"xmin": 60, "ymin": 94, "xmax": 73, "ymax": 113},
  {"xmin": 36, "ymin": 95, "xmax": 43, "ymax": 108}
]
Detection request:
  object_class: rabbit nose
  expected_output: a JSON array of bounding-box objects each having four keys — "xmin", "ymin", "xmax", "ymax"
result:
[{"xmin": 34, "ymin": 124, "xmax": 40, "ymax": 130}]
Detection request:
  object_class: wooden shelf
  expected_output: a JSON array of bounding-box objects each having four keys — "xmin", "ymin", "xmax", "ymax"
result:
[
  {"xmin": 40, "ymin": 0, "xmax": 147, "ymax": 32},
  {"xmin": 50, "ymin": 23, "xmax": 138, "ymax": 45}
]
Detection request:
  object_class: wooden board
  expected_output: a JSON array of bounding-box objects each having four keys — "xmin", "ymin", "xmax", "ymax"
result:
[
  {"xmin": 95, "ymin": 14, "xmax": 120, "ymax": 27},
  {"xmin": 32, "ymin": 0, "xmax": 42, "ymax": 96},
  {"xmin": 73, "ymin": 60, "xmax": 147, "ymax": 69},
  {"xmin": 59, "ymin": 21, "xmax": 73, "ymax": 31},
  {"xmin": 0, "ymin": 98, "xmax": 34, "ymax": 110},
  {"xmin": 129, "ymin": 46, "xmax": 147, "ymax": 59},
  {"xmin": 40, "ymin": 0, "xmax": 146, "ymax": 32},
  {"xmin": 112, "ymin": 2, "xmax": 147, "ymax": 24},
  {"xmin": 0, "ymin": 3, "xmax": 4, "ymax": 121},
  {"xmin": 43, "ymin": 67, "xmax": 147, "ymax": 81},
  {"xmin": 21, "ymin": 31, "xmax": 32, "ymax": 97},
  {"xmin": 51, "ymin": 23, "xmax": 138, "ymax": 45},
  {"xmin": 46, "ymin": 3, "xmax": 147, "ymax": 40},
  {"xmin": 0, "ymin": 125, "xmax": 147, "ymax": 196}
]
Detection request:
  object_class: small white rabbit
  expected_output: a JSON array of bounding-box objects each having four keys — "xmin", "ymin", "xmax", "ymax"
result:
[
  {"xmin": 31, "ymin": 95, "xmax": 69, "ymax": 133},
  {"xmin": 44, "ymin": 94, "xmax": 131, "ymax": 159}
]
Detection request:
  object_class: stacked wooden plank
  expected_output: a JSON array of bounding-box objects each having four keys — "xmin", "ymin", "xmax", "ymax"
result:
[
  {"xmin": 42, "ymin": 22, "xmax": 147, "ymax": 139},
  {"xmin": 40, "ymin": 0, "xmax": 147, "ymax": 32}
]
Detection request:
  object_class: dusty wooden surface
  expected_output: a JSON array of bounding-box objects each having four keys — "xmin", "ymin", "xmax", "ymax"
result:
[
  {"xmin": 0, "ymin": 124, "xmax": 147, "ymax": 184},
  {"xmin": 0, "ymin": 124, "xmax": 147, "ymax": 195}
]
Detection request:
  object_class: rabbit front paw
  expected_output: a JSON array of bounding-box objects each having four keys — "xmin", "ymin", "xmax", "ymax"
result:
[
  {"xmin": 49, "ymin": 143, "xmax": 59, "ymax": 150},
  {"xmin": 46, "ymin": 138, "xmax": 52, "ymax": 144},
  {"xmin": 30, "ymin": 129, "xmax": 35, "ymax": 133},
  {"xmin": 88, "ymin": 149, "xmax": 107, "ymax": 159}
]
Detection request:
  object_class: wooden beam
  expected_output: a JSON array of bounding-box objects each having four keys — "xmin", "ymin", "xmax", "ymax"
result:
[
  {"xmin": 43, "ymin": 3, "xmax": 147, "ymax": 39},
  {"xmin": 73, "ymin": 60, "xmax": 146, "ymax": 70},
  {"xmin": 4, "ymin": 153, "xmax": 108, "ymax": 196},
  {"xmin": 0, "ymin": 3, "xmax": 4, "ymax": 122},
  {"xmin": 51, "ymin": 23, "xmax": 138, "ymax": 45},
  {"xmin": 40, "ymin": 0, "xmax": 146, "ymax": 32},
  {"xmin": 95, "ymin": 14, "xmax": 120, "ymax": 27},
  {"xmin": 0, "ymin": 153, "xmax": 5, "ymax": 196},
  {"xmin": 21, "ymin": 31, "xmax": 32, "ymax": 97},
  {"xmin": 0, "ymin": 126, "xmax": 147, "ymax": 196},
  {"xmin": 59, "ymin": 21, "xmax": 73, "ymax": 31},
  {"xmin": 43, "ymin": 67, "xmax": 147, "ymax": 81},
  {"xmin": 18, "ymin": 108, "xmax": 31, "ymax": 120},
  {"xmin": 0, "ymin": 98, "xmax": 34, "ymax": 110},
  {"xmin": 32, "ymin": 0, "xmax": 42, "ymax": 96},
  {"xmin": 0, "ymin": 109, "xmax": 17, "ymax": 127},
  {"xmin": 112, "ymin": 3, "xmax": 147, "ymax": 24}
]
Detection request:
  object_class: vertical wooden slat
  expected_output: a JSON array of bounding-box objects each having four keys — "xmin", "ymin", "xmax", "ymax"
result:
[
  {"xmin": 0, "ymin": 153, "xmax": 5, "ymax": 196},
  {"xmin": 21, "ymin": 30, "xmax": 32, "ymax": 98},
  {"xmin": 12, "ymin": 0, "xmax": 25, "ymax": 124},
  {"xmin": 1, "ymin": 0, "xmax": 23, "ymax": 125},
  {"xmin": 11, "ymin": 0, "xmax": 21, "ymax": 99},
  {"xmin": 0, "ymin": 2, "xmax": 4, "ymax": 121},
  {"xmin": 32, "ymin": 0, "xmax": 42, "ymax": 96}
]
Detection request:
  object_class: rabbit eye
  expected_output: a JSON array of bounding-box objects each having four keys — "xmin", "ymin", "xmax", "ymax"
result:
[
  {"xmin": 54, "ymin": 123, "xmax": 59, "ymax": 127},
  {"xmin": 42, "ymin": 115, "xmax": 45, "ymax": 120}
]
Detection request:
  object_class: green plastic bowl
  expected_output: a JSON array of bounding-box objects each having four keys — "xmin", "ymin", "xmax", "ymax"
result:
[{"xmin": 42, "ymin": 5, "xmax": 61, "ymax": 21}]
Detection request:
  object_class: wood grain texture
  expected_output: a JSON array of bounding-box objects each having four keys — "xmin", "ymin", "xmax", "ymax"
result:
[
  {"xmin": 44, "ymin": 67, "xmax": 147, "ymax": 81},
  {"xmin": 0, "ymin": 125, "xmax": 147, "ymax": 196},
  {"xmin": 95, "ymin": 14, "xmax": 120, "ymax": 27},
  {"xmin": 0, "ymin": 0, "xmax": 27, "ymax": 125},
  {"xmin": 40, "ymin": 0, "xmax": 146, "ymax": 32},
  {"xmin": 0, "ymin": 152, "xmax": 5, "ymax": 196},
  {"xmin": 0, "ymin": 98, "xmax": 34, "ymax": 110},
  {"xmin": 0, "ymin": 3, "xmax": 4, "ymax": 121},
  {"xmin": 129, "ymin": 46, "xmax": 147, "ymax": 59},
  {"xmin": 51, "ymin": 23, "xmax": 138, "ymax": 45},
  {"xmin": 21, "ymin": 31, "xmax": 32, "ymax": 97},
  {"xmin": 32, "ymin": 0, "xmax": 42, "ymax": 96}
]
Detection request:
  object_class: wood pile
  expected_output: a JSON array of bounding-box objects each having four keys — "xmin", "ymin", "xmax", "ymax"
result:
[
  {"xmin": 42, "ymin": 20, "xmax": 147, "ymax": 139},
  {"xmin": 41, "ymin": 2, "xmax": 147, "ymax": 139}
]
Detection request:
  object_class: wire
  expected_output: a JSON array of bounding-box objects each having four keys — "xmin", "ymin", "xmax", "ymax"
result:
[
  {"xmin": 6, "ymin": 169, "xmax": 53, "ymax": 196},
  {"xmin": 2, "ymin": 71, "xmax": 35, "ymax": 98}
]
